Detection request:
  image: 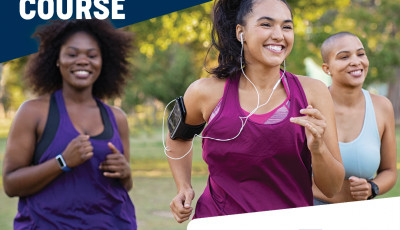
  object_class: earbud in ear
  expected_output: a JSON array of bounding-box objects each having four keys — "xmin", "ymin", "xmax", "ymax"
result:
[{"xmin": 240, "ymin": 33, "xmax": 243, "ymax": 45}]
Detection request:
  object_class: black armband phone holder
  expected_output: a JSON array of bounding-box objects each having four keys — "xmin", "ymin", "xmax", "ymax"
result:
[{"xmin": 167, "ymin": 96, "xmax": 206, "ymax": 140}]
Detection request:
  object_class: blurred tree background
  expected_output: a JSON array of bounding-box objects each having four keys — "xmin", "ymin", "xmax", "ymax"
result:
[
  {"xmin": 1, "ymin": 1, "xmax": 400, "ymax": 229},
  {"xmin": 1, "ymin": 0, "xmax": 399, "ymax": 127}
]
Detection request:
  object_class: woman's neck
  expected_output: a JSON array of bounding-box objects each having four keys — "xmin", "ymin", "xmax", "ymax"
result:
[
  {"xmin": 329, "ymin": 83, "xmax": 364, "ymax": 107},
  {"xmin": 241, "ymin": 64, "xmax": 283, "ymax": 90},
  {"xmin": 62, "ymin": 86, "xmax": 95, "ymax": 104}
]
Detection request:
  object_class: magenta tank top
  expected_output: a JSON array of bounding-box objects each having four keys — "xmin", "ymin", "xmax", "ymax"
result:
[{"xmin": 194, "ymin": 71, "xmax": 313, "ymax": 218}]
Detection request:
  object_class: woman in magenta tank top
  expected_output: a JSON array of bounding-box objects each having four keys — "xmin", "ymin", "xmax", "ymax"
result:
[
  {"xmin": 2, "ymin": 20, "xmax": 136, "ymax": 229},
  {"xmin": 167, "ymin": 0, "xmax": 345, "ymax": 223}
]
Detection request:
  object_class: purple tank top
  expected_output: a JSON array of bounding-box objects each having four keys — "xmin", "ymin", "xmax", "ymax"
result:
[
  {"xmin": 14, "ymin": 90, "xmax": 137, "ymax": 229},
  {"xmin": 194, "ymin": 72, "xmax": 313, "ymax": 218}
]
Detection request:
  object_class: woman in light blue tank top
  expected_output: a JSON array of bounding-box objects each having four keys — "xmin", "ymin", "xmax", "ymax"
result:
[{"xmin": 313, "ymin": 32, "xmax": 397, "ymax": 205}]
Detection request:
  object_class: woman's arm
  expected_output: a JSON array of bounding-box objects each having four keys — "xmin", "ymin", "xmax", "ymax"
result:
[
  {"xmin": 346, "ymin": 95, "xmax": 397, "ymax": 200},
  {"xmin": 3, "ymin": 99, "xmax": 93, "ymax": 197},
  {"xmin": 291, "ymin": 77, "xmax": 344, "ymax": 197},
  {"xmin": 370, "ymin": 95, "xmax": 397, "ymax": 195},
  {"xmin": 168, "ymin": 77, "xmax": 225, "ymax": 223},
  {"xmin": 167, "ymin": 80, "xmax": 207, "ymax": 223}
]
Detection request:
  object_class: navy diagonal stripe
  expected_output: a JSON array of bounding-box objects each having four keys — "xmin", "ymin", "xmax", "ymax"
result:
[{"xmin": 0, "ymin": 0, "xmax": 212, "ymax": 63}]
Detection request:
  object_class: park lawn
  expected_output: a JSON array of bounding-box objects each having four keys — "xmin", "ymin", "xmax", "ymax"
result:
[{"xmin": 0, "ymin": 127, "xmax": 399, "ymax": 229}]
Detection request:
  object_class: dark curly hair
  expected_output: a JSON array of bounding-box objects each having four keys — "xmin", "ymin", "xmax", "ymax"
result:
[
  {"xmin": 25, "ymin": 19, "xmax": 133, "ymax": 99},
  {"xmin": 208, "ymin": 0, "xmax": 292, "ymax": 79}
]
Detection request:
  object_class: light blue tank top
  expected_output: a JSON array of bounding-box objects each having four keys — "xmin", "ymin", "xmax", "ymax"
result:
[{"xmin": 340, "ymin": 89, "xmax": 381, "ymax": 179}]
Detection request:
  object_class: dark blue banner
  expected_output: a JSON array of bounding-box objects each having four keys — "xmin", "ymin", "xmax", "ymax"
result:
[{"xmin": 0, "ymin": 0, "xmax": 212, "ymax": 63}]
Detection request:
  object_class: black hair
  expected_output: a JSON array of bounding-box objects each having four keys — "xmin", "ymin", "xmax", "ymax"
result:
[
  {"xmin": 207, "ymin": 0, "xmax": 293, "ymax": 79},
  {"xmin": 25, "ymin": 19, "xmax": 133, "ymax": 99}
]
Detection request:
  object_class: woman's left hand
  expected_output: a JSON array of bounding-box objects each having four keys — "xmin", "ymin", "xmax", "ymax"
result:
[
  {"xmin": 290, "ymin": 105, "xmax": 327, "ymax": 153},
  {"xmin": 99, "ymin": 142, "xmax": 131, "ymax": 179},
  {"xmin": 349, "ymin": 176, "xmax": 371, "ymax": 200}
]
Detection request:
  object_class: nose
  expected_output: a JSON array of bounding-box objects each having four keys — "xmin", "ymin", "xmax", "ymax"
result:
[
  {"xmin": 76, "ymin": 55, "xmax": 90, "ymax": 65},
  {"xmin": 349, "ymin": 55, "xmax": 361, "ymax": 66},
  {"xmin": 271, "ymin": 26, "xmax": 284, "ymax": 41}
]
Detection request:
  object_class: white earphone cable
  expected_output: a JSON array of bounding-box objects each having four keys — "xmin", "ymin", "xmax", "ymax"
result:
[{"xmin": 163, "ymin": 33, "xmax": 286, "ymax": 159}]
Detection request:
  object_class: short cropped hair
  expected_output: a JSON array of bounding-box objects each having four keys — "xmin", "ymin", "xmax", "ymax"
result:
[{"xmin": 321, "ymin": 31, "xmax": 357, "ymax": 63}]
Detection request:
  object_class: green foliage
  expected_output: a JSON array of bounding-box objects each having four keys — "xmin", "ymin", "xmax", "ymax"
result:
[
  {"xmin": 1, "ymin": 0, "xmax": 400, "ymax": 116},
  {"xmin": 1, "ymin": 57, "xmax": 28, "ymax": 114},
  {"xmin": 127, "ymin": 2, "xmax": 213, "ymax": 58},
  {"xmin": 306, "ymin": 0, "xmax": 400, "ymax": 86},
  {"xmin": 124, "ymin": 43, "xmax": 201, "ymax": 109}
]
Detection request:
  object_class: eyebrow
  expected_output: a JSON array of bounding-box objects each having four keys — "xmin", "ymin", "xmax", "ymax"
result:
[
  {"xmin": 257, "ymin": 16, "xmax": 293, "ymax": 24},
  {"xmin": 336, "ymin": 48, "xmax": 365, "ymax": 56},
  {"xmin": 66, "ymin": 46, "xmax": 99, "ymax": 51}
]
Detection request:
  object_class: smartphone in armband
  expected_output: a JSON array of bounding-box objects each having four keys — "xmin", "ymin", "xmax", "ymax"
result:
[{"xmin": 167, "ymin": 96, "xmax": 205, "ymax": 141}]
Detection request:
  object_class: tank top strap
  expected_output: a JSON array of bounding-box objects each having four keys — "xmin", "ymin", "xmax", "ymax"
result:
[
  {"xmin": 53, "ymin": 89, "xmax": 77, "ymax": 133},
  {"xmin": 361, "ymin": 89, "xmax": 380, "ymax": 140},
  {"xmin": 54, "ymin": 89, "xmax": 68, "ymax": 117},
  {"xmin": 225, "ymin": 72, "xmax": 241, "ymax": 112},
  {"xmin": 202, "ymin": 73, "xmax": 240, "ymax": 134},
  {"xmin": 33, "ymin": 92, "xmax": 60, "ymax": 165},
  {"xmin": 95, "ymin": 98, "xmax": 119, "ymax": 136},
  {"xmin": 285, "ymin": 72, "xmax": 308, "ymax": 108}
]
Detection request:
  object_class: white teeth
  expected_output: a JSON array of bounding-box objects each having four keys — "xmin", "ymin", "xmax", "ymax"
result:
[
  {"xmin": 267, "ymin": 45, "xmax": 283, "ymax": 52},
  {"xmin": 74, "ymin": 70, "xmax": 90, "ymax": 77},
  {"xmin": 350, "ymin": 70, "xmax": 362, "ymax": 75}
]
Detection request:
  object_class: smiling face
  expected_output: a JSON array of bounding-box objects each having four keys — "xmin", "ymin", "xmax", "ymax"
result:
[
  {"xmin": 57, "ymin": 31, "xmax": 102, "ymax": 91},
  {"xmin": 238, "ymin": 0, "xmax": 294, "ymax": 68},
  {"xmin": 323, "ymin": 35, "xmax": 369, "ymax": 88}
]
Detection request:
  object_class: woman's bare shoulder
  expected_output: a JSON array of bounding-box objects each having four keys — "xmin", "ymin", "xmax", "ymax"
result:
[
  {"xmin": 294, "ymin": 75, "xmax": 331, "ymax": 104},
  {"xmin": 184, "ymin": 76, "xmax": 228, "ymax": 123},
  {"xmin": 369, "ymin": 92, "xmax": 394, "ymax": 119},
  {"xmin": 186, "ymin": 76, "xmax": 227, "ymax": 99},
  {"xmin": 17, "ymin": 95, "xmax": 50, "ymax": 117},
  {"xmin": 10, "ymin": 95, "xmax": 51, "ymax": 135}
]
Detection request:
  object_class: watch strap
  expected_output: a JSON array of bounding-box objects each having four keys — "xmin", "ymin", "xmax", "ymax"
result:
[
  {"xmin": 56, "ymin": 154, "xmax": 71, "ymax": 172},
  {"xmin": 367, "ymin": 180, "xmax": 379, "ymax": 199}
]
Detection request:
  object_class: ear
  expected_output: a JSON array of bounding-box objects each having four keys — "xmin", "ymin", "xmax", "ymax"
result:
[
  {"xmin": 322, "ymin": 63, "xmax": 330, "ymax": 76},
  {"xmin": 236, "ymin": 24, "xmax": 244, "ymax": 43}
]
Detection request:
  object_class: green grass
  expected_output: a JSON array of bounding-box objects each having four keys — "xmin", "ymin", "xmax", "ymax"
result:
[
  {"xmin": 130, "ymin": 176, "xmax": 206, "ymax": 230},
  {"xmin": 0, "ymin": 125, "xmax": 399, "ymax": 229}
]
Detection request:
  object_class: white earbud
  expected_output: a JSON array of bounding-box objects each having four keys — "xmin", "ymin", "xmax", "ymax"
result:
[{"xmin": 240, "ymin": 33, "xmax": 243, "ymax": 45}]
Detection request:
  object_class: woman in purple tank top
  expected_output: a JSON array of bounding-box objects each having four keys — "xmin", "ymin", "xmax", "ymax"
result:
[
  {"xmin": 2, "ymin": 20, "xmax": 137, "ymax": 229},
  {"xmin": 167, "ymin": 0, "xmax": 345, "ymax": 223}
]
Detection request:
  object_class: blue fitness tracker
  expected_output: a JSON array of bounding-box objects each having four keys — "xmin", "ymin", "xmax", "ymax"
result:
[{"xmin": 56, "ymin": 154, "xmax": 71, "ymax": 172}]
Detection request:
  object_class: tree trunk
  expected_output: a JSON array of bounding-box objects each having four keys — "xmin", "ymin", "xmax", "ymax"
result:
[{"xmin": 387, "ymin": 68, "xmax": 400, "ymax": 125}]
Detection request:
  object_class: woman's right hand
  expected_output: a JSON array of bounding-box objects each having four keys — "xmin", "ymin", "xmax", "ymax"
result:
[
  {"xmin": 170, "ymin": 187, "xmax": 195, "ymax": 223},
  {"xmin": 62, "ymin": 134, "xmax": 94, "ymax": 168}
]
